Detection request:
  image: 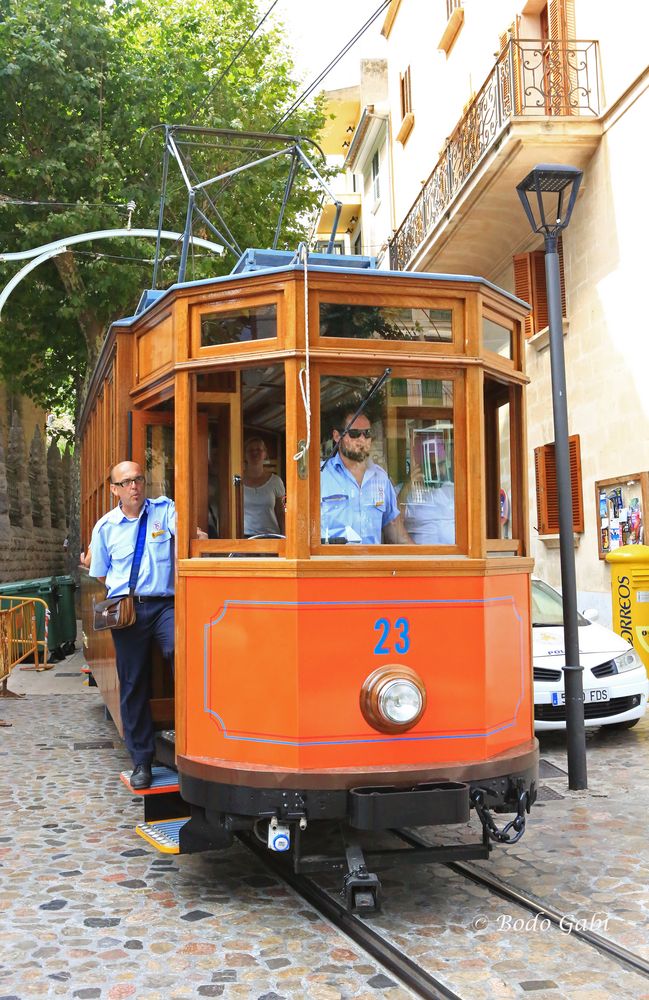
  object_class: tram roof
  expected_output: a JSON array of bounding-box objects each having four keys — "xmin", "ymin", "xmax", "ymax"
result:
[{"xmin": 111, "ymin": 247, "xmax": 530, "ymax": 328}]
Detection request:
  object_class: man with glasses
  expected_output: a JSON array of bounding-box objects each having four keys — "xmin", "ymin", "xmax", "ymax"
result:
[
  {"xmin": 89, "ymin": 461, "xmax": 205, "ymax": 789},
  {"xmin": 321, "ymin": 410, "xmax": 412, "ymax": 545}
]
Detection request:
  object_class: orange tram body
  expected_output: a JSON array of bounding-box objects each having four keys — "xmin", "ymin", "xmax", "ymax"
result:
[{"xmin": 80, "ymin": 248, "xmax": 538, "ymax": 907}]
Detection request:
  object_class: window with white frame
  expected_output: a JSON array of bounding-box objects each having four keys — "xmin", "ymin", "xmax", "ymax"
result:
[{"xmin": 371, "ymin": 151, "xmax": 380, "ymax": 204}]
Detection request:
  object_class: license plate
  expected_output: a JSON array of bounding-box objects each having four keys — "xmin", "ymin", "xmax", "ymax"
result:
[{"xmin": 551, "ymin": 688, "xmax": 609, "ymax": 706}]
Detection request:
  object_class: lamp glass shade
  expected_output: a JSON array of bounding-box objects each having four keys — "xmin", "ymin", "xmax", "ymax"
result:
[{"xmin": 516, "ymin": 164, "xmax": 583, "ymax": 236}]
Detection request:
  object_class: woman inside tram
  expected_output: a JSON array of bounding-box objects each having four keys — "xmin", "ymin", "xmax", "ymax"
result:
[{"xmin": 242, "ymin": 436, "xmax": 285, "ymax": 537}]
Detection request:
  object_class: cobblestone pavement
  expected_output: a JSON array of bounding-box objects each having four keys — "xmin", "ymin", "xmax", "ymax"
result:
[
  {"xmin": 310, "ymin": 722, "xmax": 649, "ymax": 999},
  {"xmin": 2, "ymin": 642, "xmax": 649, "ymax": 999},
  {"xmin": 0, "ymin": 649, "xmax": 415, "ymax": 1000}
]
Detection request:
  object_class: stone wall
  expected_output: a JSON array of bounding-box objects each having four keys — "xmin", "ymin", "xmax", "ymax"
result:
[{"xmin": 0, "ymin": 410, "xmax": 70, "ymax": 584}]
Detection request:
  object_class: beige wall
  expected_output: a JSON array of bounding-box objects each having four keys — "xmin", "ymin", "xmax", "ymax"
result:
[
  {"xmin": 521, "ymin": 85, "xmax": 649, "ymax": 616},
  {"xmin": 379, "ymin": 0, "xmax": 649, "ymax": 621}
]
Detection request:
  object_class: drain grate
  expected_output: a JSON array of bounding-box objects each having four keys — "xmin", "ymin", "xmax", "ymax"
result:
[
  {"xmin": 72, "ymin": 740, "xmax": 115, "ymax": 750},
  {"xmin": 539, "ymin": 759, "xmax": 567, "ymax": 778},
  {"xmin": 537, "ymin": 784, "xmax": 565, "ymax": 801}
]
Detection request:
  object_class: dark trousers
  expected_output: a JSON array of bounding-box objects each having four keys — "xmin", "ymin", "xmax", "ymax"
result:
[{"xmin": 110, "ymin": 599, "xmax": 174, "ymax": 766}]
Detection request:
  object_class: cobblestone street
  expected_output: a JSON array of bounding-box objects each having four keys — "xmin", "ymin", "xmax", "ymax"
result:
[{"xmin": 1, "ymin": 640, "xmax": 648, "ymax": 1000}]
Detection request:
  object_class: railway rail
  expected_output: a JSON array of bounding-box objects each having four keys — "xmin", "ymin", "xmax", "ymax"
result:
[{"xmin": 241, "ymin": 826, "xmax": 649, "ymax": 1000}]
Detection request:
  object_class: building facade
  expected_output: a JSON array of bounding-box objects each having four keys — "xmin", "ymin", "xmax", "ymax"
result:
[{"xmin": 318, "ymin": 0, "xmax": 649, "ymax": 623}]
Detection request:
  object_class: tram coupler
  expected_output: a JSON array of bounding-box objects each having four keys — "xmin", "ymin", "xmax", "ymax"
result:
[
  {"xmin": 342, "ymin": 840, "xmax": 381, "ymax": 914},
  {"xmin": 471, "ymin": 782, "xmax": 533, "ymax": 845}
]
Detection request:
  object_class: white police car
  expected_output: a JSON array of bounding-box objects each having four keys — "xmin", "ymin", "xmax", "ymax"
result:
[{"xmin": 532, "ymin": 578, "xmax": 648, "ymax": 731}]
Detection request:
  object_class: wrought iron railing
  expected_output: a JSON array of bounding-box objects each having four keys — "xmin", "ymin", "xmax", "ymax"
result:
[{"xmin": 389, "ymin": 39, "xmax": 600, "ymax": 271}]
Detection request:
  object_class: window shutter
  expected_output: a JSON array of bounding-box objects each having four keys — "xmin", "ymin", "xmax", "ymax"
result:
[
  {"xmin": 531, "ymin": 251, "xmax": 549, "ymax": 330},
  {"xmin": 513, "ymin": 254, "xmax": 533, "ymax": 338},
  {"xmin": 534, "ymin": 434, "xmax": 583, "ymax": 534},
  {"xmin": 513, "ymin": 242, "xmax": 566, "ymax": 337}
]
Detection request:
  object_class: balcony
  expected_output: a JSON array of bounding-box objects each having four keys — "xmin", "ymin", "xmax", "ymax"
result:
[{"xmin": 389, "ymin": 40, "xmax": 602, "ymax": 276}]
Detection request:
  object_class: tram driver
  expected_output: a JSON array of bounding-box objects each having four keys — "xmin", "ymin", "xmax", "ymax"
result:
[{"xmin": 321, "ymin": 408, "xmax": 412, "ymax": 545}]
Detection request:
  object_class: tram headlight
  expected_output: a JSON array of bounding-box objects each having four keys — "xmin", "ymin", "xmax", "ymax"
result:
[
  {"xmin": 360, "ymin": 665, "xmax": 426, "ymax": 733},
  {"xmin": 378, "ymin": 678, "xmax": 423, "ymax": 724}
]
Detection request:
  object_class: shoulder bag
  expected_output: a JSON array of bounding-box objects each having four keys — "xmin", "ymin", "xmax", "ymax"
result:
[{"xmin": 93, "ymin": 508, "xmax": 148, "ymax": 631}]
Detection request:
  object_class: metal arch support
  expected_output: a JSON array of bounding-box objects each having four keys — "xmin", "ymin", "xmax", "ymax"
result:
[
  {"xmin": 0, "ymin": 229, "xmax": 224, "ymax": 263},
  {"xmin": 0, "ymin": 229, "xmax": 225, "ymax": 319},
  {"xmin": 0, "ymin": 247, "xmax": 66, "ymax": 319}
]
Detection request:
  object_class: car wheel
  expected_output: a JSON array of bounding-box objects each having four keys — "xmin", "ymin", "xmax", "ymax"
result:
[{"xmin": 608, "ymin": 718, "xmax": 640, "ymax": 731}]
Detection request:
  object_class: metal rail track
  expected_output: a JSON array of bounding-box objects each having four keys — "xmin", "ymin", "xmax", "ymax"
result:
[
  {"xmin": 396, "ymin": 829, "xmax": 649, "ymax": 982},
  {"xmin": 239, "ymin": 831, "xmax": 461, "ymax": 1000},
  {"xmin": 241, "ymin": 827, "xmax": 649, "ymax": 997}
]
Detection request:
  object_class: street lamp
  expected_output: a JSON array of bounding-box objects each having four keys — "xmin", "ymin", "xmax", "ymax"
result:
[{"xmin": 516, "ymin": 163, "xmax": 587, "ymax": 790}]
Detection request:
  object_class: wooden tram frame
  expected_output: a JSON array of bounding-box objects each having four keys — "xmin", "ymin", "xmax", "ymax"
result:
[{"xmin": 80, "ymin": 249, "xmax": 538, "ymax": 891}]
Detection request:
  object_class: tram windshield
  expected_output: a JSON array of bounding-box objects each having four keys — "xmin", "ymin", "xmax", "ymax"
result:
[{"xmin": 320, "ymin": 375, "xmax": 455, "ymax": 548}]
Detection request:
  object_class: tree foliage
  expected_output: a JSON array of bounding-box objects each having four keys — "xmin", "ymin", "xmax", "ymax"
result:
[{"xmin": 0, "ymin": 0, "xmax": 325, "ymax": 414}]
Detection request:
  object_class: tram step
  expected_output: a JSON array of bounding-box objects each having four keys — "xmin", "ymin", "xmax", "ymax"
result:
[
  {"xmin": 119, "ymin": 765, "xmax": 180, "ymax": 795},
  {"xmin": 136, "ymin": 817, "xmax": 190, "ymax": 855},
  {"xmin": 154, "ymin": 729, "xmax": 176, "ymax": 769},
  {"xmin": 120, "ymin": 766, "xmax": 185, "ymax": 821}
]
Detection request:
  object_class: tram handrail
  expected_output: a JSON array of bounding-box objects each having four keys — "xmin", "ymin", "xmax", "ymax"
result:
[{"xmin": 0, "ymin": 596, "xmax": 51, "ymax": 690}]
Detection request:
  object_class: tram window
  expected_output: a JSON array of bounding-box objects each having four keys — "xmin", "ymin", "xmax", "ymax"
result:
[
  {"xmin": 201, "ymin": 303, "xmax": 277, "ymax": 347},
  {"xmin": 483, "ymin": 317, "xmax": 512, "ymax": 360},
  {"xmin": 197, "ymin": 364, "xmax": 286, "ymax": 547},
  {"xmin": 145, "ymin": 423, "xmax": 174, "ymax": 498},
  {"xmin": 320, "ymin": 303, "xmax": 452, "ymax": 343},
  {"xmin": 320, "ymin": 374, "xmax": 455, "ymax": 547},
  {"xmin": 484, "ymin": 379, "xmax": 517, "ymax": 542}
]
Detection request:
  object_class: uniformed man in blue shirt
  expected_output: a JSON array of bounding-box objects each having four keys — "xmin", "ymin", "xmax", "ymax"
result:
[
  {"xmin": 321, "ymin": 411, "xmax": 412, "ymax": 545},
  {"xmin": 89, "ymin": 461, "xmax": 205, "ymax": 789}
]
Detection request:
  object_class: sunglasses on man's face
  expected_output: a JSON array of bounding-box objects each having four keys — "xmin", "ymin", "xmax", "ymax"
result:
[{"xmin": 341, "ymin": 427, "xmax": 372, "ymax": 439}]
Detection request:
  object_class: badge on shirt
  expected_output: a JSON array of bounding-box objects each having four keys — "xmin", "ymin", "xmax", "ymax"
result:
[
  {"xmin": 152, "ymin": 521, "xmax": 165, "ymax": 538},
  {"xmin": 374, "ymin": 485, "xmax": 385, "ymax": 507}
]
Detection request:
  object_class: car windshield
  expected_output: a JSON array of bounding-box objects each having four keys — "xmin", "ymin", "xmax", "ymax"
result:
[{"xmin": 531, "ymin": 580, "xmax": 590, "ymax": 627}]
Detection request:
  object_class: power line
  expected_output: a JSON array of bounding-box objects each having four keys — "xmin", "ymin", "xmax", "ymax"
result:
[
  {"xmin": 191, "ymin": 0, "xmax": 281, "ymax": 118},
  {"xmin": 0, "ymin": 196, "xmax": 129, "ymax": 210},
  {"xmin": 272, "ymin": 0, "xmax": 390, "ymax": 130}
]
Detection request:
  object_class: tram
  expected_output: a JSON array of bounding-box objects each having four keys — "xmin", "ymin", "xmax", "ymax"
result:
[{"xmin": 80, "ymin": 246, "xmax": 538, "ymax": 909}]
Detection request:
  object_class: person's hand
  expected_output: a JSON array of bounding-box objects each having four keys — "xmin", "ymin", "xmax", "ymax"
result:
[{"xmin": 196, "ymin": 527, "xmax": 208, "ymax": 540}]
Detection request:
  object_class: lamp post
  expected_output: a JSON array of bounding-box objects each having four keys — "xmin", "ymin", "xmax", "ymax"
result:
[{"xmin": 516, "ymin": 164, "xmax": 587, "ymax": 790}]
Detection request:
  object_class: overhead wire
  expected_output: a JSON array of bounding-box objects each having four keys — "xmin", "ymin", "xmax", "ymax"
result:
[
  {"xmin": 190, "ymin": 0, "xmax": 281, "ymax": 119},
  {"xmin": 0, "ymin": 196, "xmax": 130, "ymax": 210},
  {"xmin": 188, "ymin": 0, "xmax": 388, "ymax": 249},
  {"xmin": 271, "ymin": 0, "xmax": 391, "ymax": 131}
]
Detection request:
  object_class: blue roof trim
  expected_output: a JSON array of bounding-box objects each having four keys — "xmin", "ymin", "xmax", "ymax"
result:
[
  {"xmin": 230, "ymin": 247, "xmax": 377, "ymax": 273},
  {"xmin": 108, "ymin": 248, "xmax": 530, "ymax": 328}
]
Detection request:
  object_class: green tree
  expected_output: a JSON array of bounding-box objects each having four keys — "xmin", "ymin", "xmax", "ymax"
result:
[{"xmin": 0, "ymin": 0, "xmax": 325, "ymax": 414}]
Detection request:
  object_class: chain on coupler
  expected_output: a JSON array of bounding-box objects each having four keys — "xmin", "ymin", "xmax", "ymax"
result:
[{"xmin": 471, "ymin": 787, "xmax": 530, "ymax": 844}]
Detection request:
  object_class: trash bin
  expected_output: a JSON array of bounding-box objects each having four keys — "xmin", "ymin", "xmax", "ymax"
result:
[
  {"xmin": 0, "ymin": 577, "xmax": 62, "ymax": 661},
  {"xmin": 53, "ymin": 575, "xmax": 77, "ymax": 656},
  {"xmin": 605, "ymin": 544, "xmax": 649, "ymax": 672}
]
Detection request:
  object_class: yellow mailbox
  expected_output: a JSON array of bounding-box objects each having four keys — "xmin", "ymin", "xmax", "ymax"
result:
[{"xmin": 606, "ymin": 544, "xmax": 649, "ymax": 670}]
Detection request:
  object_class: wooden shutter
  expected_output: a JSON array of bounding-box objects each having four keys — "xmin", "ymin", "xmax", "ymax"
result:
[
  {"xmin": 531, "ymin": 252, "xmax": 549, "ymax": 330},
  {"xmin": 534, "ymin": 434, "xmax": 584, "ymax": 533},
  {"xmin": 513, "ymin": 254, "xmax": 533, "ymax": 338},
  {"xmin": 498, "ymin": 18, "xmax": 521, "ymax": 115},
  {"xmin": 514, "ymin": 242, "xmax": 566, "ymax": 337}
]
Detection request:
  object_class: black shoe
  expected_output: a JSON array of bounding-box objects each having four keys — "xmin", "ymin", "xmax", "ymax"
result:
[{"xmin": 130, "ymin": 763, "xmax": 152, "ymax": 790}]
